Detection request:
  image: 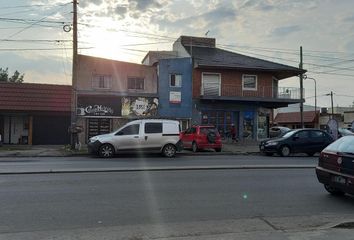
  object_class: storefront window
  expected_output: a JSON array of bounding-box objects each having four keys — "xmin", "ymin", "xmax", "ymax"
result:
[
  {"xmin": 257, "ymin": 114, "xmax": 268, "ymax": 139},
  {"xmin": 243, "ymin": 111, "xmax": 254, "ymax": 139}
]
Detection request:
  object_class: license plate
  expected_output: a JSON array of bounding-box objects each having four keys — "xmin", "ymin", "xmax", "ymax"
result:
[{"xmin": 333, "ymin": 176, "xmax": 346, "ymax": 184}]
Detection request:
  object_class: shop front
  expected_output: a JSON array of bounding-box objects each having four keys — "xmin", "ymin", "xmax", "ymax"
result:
[
  {"xmin": 193, "ymin": 100, "xmax": 271, "ymax": 141},
  {"xmin": 77, "ymin": 95, "xmax": 159, "ymax": 143}
]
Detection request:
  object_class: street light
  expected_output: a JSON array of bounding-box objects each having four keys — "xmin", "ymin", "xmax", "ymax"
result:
[
  {"xmin": 325, "ymin": 91, "xmax": 334, "ymax": 119},
  {"xmin": 304, "ymin": 75, "xmax": 317, "ymax": 127}
]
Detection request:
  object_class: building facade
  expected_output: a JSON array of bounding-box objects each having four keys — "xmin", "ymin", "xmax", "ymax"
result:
[
  {"xmin": 157, "ymin": 58, "xmax": 193, "ymax": 130},
  {"xmin": 171, "ymin": 36, "xmax": 306, "ymax": 140},
  {"xmin": 76, "ymin": 54, "xmax": 158, "ymax": 143},
  {"xmin": 0, "ymin": 82, "xmax": 71, "ymax": 145}
]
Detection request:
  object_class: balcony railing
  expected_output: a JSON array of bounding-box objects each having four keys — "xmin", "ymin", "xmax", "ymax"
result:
[{"xmin": 201, "ymin": 84, "xmax": 303, "ymax": 100}]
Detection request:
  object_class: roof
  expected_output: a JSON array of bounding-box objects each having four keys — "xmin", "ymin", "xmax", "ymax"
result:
[
  {"xmin": 274, "ymin": 111, "xmax": 317, "ymax": 124},
  {"xmin": 185, "ymin": 46, "xmax": 306, "ymax": 79},
  {"xmin": 0, "ymin": 82, "xmax": 71, "ymax": 112},
  {"xmin": 141, "ymin": 51, "xmax": 178, "ymax": 65}
]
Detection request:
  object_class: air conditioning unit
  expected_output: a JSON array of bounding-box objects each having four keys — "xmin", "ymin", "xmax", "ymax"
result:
[{"xmin": 77, "ymin": 108, "xmax": 85, "ymax": 116}]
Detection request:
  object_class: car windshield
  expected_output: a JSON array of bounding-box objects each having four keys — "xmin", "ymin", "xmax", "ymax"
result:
[
  {"xmin": 338, "ymin": 128, "xmax": 353, "ymax": 135},
  {"xmin": 324, "ymin": 136, "xmax": 354, "ymax": 153}
]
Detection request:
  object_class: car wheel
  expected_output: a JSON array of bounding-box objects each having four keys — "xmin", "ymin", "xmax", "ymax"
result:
[
  {"xmin": 192, "ymin": 142, "xmax": 198, "ymax": 153},
  {"xmin": 279, "ymin": 145, "xmax": 291, "ymax": 157},
  {"xmin": 99, "ymin": 144, "xmax": 115, "ymax": 158},
  {"xmin": 162, "ymin": 144, "xmax": 176, "ymax": 157},
  {"xmin": 324, "ymin": 184, "xmax": 345, "ymax": 196},
  {"xmin": 215, "ymin": 148, "xmax": 222, "ymax": 152}
]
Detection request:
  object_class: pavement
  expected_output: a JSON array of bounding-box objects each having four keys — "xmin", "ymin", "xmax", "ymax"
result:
[{"xmin": 0, "ymin": 140, "xmax": 260, "ymax": 158}]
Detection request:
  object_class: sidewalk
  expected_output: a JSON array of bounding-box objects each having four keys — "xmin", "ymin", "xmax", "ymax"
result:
[{"xmin": 0, "ymin": 141, "xmax": 260, "ymax": 158}]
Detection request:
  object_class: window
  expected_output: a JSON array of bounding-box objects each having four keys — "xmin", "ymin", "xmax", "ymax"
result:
[
  {"xmin": 145, "ymin": 123, "xmax": 162, "ymax": 134},
  {"xmin": 202, "ymin": 73, "xmax": 220, "ymax": 96},
  {"xmin": 128, "ymin": 77, "xmax": 144, "ymax": 90},
  {"xmin": 92, "ymin": 74, "xmax": 112, "ymax": 89},
  {"xmin": 311, "ymin": 131, "xmax": 325, "ymax": 138},
  {"xmin": 294, "ymin": 131, "xmax": 309, "ymax": 139},
  {"xmin": 242, "ymin": 75, "xmax": 257, "ymax": 90},
  {"xmin": 117, "ymin": 124, "xmax": 140, "ymax": 135},
  {"xmin": 170, "ymin": 74, "xmax": 182, "ymax": 87}
]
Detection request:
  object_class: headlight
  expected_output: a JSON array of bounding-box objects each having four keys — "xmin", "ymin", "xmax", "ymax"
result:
[
  {"xmin": 266, "ymin": 142, "xmax": 278, "ymax": 146},
  {"xmin": 89, "ymin": 136, "xmax": 99, "ymax": 142}
]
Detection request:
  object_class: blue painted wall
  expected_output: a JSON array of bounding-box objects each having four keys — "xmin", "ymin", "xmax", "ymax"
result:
[{"xmin": 158, "ymin": 58, "xmax": 192, "ymax": 119}]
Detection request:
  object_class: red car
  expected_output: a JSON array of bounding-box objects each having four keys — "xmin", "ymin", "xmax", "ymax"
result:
[{"xmin": 181, "ymin": 125, "xmax": 222, "ymax": 152}]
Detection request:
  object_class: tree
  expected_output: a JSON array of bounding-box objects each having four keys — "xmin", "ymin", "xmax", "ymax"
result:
[{"xmin": 0, "ymin": 68, "xmax": 24, "ymax": 83}]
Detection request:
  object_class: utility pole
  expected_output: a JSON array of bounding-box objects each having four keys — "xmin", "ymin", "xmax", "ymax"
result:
[
  {"xmin": 70, "ymin": 0, "xmax": 78, "ymax": 150},
  {"xmin": 299, "ymin": 46, "xmax": 304, "ymax": 128},
  {"xmin": 330, "ymin": 91, "xmax": 334, "ymax": 118}
]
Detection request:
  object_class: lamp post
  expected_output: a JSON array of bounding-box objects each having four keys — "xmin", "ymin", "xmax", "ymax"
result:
[
  {"xmin": 304, "ymin": 75, "xmax": 317, "ymax": 128},
  {"xmin": 326, "ymin": 91, "xmax": 334, "ymax": 119}
]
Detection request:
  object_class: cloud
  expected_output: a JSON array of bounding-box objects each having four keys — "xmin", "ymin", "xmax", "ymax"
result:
[
  {"xmin": 271, "ymin": 25, "xmax": 302, "ymax": 37},
  {"xmin": 79, "ymin": 0, "xmax": 103, "ymax": 8},
  {"xmin": 151, "ymin": 4, "xmax": 237, "ymax": 33}
]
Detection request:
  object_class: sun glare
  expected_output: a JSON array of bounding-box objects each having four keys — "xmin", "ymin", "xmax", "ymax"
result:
[{"xmin": 80, "ymin": 20, "xmax": 148, "ymax": 64}]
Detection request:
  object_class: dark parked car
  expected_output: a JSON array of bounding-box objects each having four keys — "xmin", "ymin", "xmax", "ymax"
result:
[
  {"xmin": 260, "ymin": 129, "xmax": 333, "ymax": 157},
  {"xmin": 316, "ymin": 136, "xmax": 354, "ymax": 196},
  {"xmin": 269, "ymin": 126, "xmax": 291, "ymax": 138}
]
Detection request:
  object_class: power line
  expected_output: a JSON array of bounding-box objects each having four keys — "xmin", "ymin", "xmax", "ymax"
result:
[
  {"xmin": 5, "ymin": 2, "xmax": 72, "ymax": 39},
  {"xmin": 0, "ymin": 47, "xmax": 92, "ymax": 51},
  {"xmin": 0, "ymin": 17, "xmax": 69, "ymax": 24},
  {"xmin": 0, "ymin": 39, "xmax": 72, "ymax": 42},
  {"xmin": 0, "ymin": 2, "xmax": 72, "ymax": 9}
]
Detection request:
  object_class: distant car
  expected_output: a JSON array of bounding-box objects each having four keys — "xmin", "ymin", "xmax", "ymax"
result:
[
  {"xmin": 260, "ymin": 129, "xmax": 333, "ymax": 157},
  {"xmin": 316, "ymin": 136, "xmax": 354, "ymax": 196},
  {"xmin": 87, "ymin": 119, "xmax": 183, "ymax": 158},
  {"xmin": 181, "ymin": 125, "xmax": 222, "ymax": 152},
  {"xmin": 269, "ymin": 126, "xmax": 291, "ymax": 138},
  {"xmin": 338, "ymin": 128, "xmax": 354, "ymax": 138}
]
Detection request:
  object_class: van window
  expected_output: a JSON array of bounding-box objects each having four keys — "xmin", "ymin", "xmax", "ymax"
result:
[
  {"xmin": 119, "ymin": 124, "xmax": 140, "ymax": 135},
  {"xmin": 145, "ymin": 122, "xmax": 162, "ymax": 134}
]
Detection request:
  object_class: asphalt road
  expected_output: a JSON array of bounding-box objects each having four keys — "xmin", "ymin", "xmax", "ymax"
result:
[
  {"xmin": 0, "ymin": 167, "xmax": 354, "ymax": 238},
  {"xmin": 0, "ymin": 154, "xmax": 318, "ymax": 173}
]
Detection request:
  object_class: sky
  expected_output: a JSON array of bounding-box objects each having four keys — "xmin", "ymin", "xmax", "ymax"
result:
[{"xmin": 1, "ymin": 0, "xmax": 354, "ymax": 109}]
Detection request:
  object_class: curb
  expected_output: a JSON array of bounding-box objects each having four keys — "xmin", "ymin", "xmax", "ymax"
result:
[
  {"xmin": 0, "ymin": 164, "xmax": 316, "ymax": 175},
  {"xmin": 0, "ymin": 151, "xmax": 261, "ymax": 158}
]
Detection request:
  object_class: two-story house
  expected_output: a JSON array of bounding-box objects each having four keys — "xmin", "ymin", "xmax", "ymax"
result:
[
  {"xmin": 76, "ymin": 54, "xmax": 158, "ymax": 143},
  {"xmin": 170, "ymin": 36, "xmax": 306, "ymax": 140}
]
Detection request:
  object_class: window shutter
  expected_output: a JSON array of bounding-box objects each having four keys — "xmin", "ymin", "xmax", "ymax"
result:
[{"xmin": 203, "ymin": 74, "xmax": 220, "ymax": 96}]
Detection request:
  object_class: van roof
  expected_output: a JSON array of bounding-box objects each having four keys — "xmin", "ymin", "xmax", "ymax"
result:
[{"xmin": 129, "ymin": 119, "xmax": 179, "ymax": 124}]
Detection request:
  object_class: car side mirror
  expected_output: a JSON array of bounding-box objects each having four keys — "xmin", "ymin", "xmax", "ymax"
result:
[
  {"xmin": 115, "ymin": 131, "xmax": 123, "ymax": 136},
  {"xmin": 293, "ymin": 136, "xmax": 299, "ymax": 140}
]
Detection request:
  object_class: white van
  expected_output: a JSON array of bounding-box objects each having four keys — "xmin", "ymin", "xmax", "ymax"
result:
[{"xmin": 88, "ymin": 119, "xmax": 183, "ymax": 158}]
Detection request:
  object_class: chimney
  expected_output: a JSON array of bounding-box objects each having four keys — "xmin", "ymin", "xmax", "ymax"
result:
[{"xmin": 179, "ymin": 36, "xmax": 216, "ymax": 48}]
